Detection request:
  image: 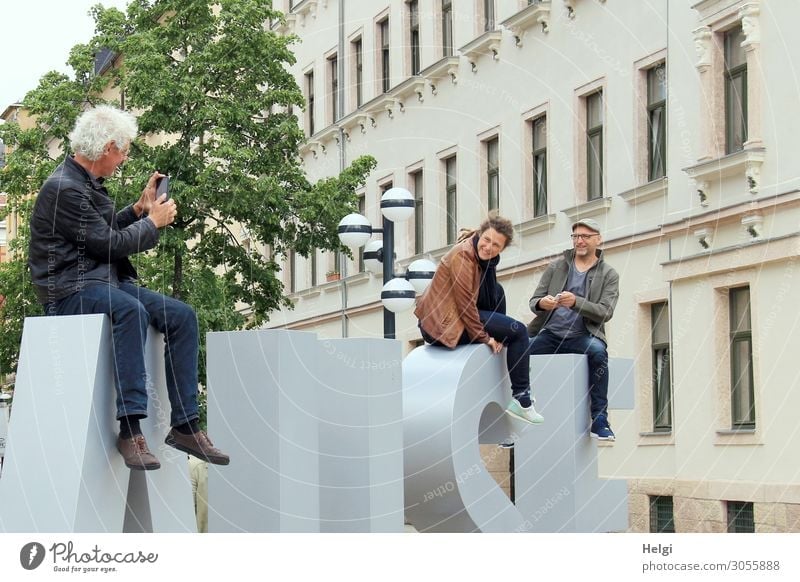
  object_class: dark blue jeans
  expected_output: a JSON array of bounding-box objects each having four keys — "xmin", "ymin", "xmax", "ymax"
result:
[
  {"xmin": 528, "ymin": 329, "xmax": 609, "ymax": 419},
  {"xmin": 421, "ymin": 310, "xmax": 531, "ymax": 401},
  {"xmin": 47, "ymin": 282, "xmax": 199, "ymax": 426}
]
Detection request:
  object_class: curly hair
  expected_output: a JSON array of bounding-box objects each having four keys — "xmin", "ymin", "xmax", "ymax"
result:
[
  {"xmin": 68, "ymin": 105, "xmax": 138, "ymax": 161},
  {"xmin": 457, "ymin": 211, "xmax": 514, "ymax": 247}
]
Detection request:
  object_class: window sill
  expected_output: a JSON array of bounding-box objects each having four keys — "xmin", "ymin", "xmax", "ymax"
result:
[
  {"xmin": 420, "ymin": 56, "xmax": 461, "ymax": 91},
  {"xmin": 683, "ymin": 147, "xmax": 766, "ymax": 204},
  {"xmin": 271, "ymin": 14, "xmax": 297, "ymax": 34},
  {"xmin": 638, "ymin": 431, "xmax": 675, "ymax": 446},
  {"xmin": 714, "ymin": 427, "xmax": 762, "ymax": 446},
  {"xmin": 619, "ymin": 177, "xmax": 668, "ymax": 205},
  {"xmin": 394, "ymin": 76, "xmax": 426, "ymax": 105},
  {"xmin": 291, "ymin": 0, "xmax": 319, "ymax": 24},
  {"xmin": 519, "ymin": 213, "xmax": 558, "ymax": 236},
  {"xmin": 562, "ymin": 197, "xmax": 613, "ymax": 223},
  {"xmin": 716, "ymin": 428, "xmax": 755, "ymax": 435},
  {"xmin": 501, "ymin": 0, "xmax": 552, "ymax": 43},
  {"xmin": 292, "ymin": 286, "xmax": 322, "ymax": 300},
  {"xmin": 363, "ymin": 92, "xmax": 403, "ymax": 122},
  {"xmin": 459, "ymin": 30, "xmax": 503, "ymax": 72}
]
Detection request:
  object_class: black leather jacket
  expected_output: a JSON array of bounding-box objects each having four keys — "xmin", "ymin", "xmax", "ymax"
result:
[{"xmin": 28, "ymin": 156, "xmax": 159, "ymax": 304}]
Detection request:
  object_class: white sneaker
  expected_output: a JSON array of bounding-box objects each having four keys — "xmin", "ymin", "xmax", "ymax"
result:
[{"xmin": 506, "ymin": 399, "xmax": 545, "ymax": 424}]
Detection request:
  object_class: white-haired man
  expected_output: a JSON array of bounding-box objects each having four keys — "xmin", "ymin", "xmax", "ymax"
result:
[{"xmin": 28, "ymin": 105, "xmax": 229, "ymax": 470}]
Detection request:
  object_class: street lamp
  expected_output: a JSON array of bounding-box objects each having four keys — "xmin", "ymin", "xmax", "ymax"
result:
[{"xmin": 337, "ymin": 187, "xmax": 436, "ymax": 339}]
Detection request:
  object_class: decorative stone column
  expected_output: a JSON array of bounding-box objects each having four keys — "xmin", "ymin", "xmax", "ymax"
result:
[
  {"xmin": 740, "ymin": 2, "xmax": 763, "ymax": 149},
  {"xmin": 693, "ymin": 25, "xmax": 715, "ymax": 161}
]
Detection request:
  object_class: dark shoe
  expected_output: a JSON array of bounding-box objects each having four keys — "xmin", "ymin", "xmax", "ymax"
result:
[
  {"xmin": 165, "ymin": 428, "xmax": 230, "ymax": 465},
  {"xmin": 117, "ymin": 434, "xmax": 161, "ymax": 470},
  {"xmin": 590, "ymin": 414, "xmax": 615, "ymax": 441}
]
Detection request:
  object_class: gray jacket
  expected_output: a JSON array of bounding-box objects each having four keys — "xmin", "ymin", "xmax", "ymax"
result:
[
  {"xmin": 29, "ymin": 156, "xmax": 159, "ymax": 304},
  {"xmin": 527, "ymin": 248, "xmax": 619, "ymax": 344}
]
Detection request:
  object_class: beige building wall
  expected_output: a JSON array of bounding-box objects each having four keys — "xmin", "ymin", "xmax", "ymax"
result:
[{"xmin": 270, "ymin": 0, "xmax": 799, "ymax": 532}]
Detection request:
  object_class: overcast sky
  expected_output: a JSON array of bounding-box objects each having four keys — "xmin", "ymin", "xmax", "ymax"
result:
[{"xmin": 1, "ymin": 0, "xmax": 130, "ymax": 116}]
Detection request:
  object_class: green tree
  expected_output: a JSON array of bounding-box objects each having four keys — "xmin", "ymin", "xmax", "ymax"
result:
[{"xmin": 0, "ymin": 0, "xmax": 374, "ymax": 383}]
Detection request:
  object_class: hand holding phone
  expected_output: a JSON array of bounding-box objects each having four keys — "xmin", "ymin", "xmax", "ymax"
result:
[{"xmin": 156, "ymin": 176, "xmax": 170, "ymax": 199}]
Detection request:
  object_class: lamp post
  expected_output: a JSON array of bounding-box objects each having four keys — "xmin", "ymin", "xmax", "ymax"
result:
[{"xmin": 337, "ymin": 187, "xmax": 436, "ymax": 339}]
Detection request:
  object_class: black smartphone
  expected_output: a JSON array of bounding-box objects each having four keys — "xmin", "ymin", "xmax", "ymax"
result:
[{"xmin": 156, "ymin": 176, "xmax": 170, "ymax": 199}]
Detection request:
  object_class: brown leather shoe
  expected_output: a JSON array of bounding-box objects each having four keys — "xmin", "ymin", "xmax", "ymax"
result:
[
  {"xmin": 117, "ymin": 434, "xmax": 161, "ymax": 470},
  {"xmin": 165, "ymin": 428, "xmax": 230, "ymax": 465}
]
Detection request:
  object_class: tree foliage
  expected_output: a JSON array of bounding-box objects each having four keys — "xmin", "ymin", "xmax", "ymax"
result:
[{"xmin": 0, "ymin": 0, "xmax": 375, "ymax": 381}]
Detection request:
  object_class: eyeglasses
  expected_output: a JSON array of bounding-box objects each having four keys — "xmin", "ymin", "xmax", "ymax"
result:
[{"xmin": 570, "ymin": 233, "xmax": 599, "ymax": 241}]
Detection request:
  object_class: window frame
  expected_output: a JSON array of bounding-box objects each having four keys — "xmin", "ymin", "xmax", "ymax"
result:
[
  {"xmin": 483, "ymin": 0, "xmax": 496, "ymax": 32},
  {"xmin": 445, "ymin": 156, "xmax": 458, "ymax": 245},
  {"xmin": 409, "ymin": 0, "xmax": 421, "ymax": 76},
  {"xmin": 724, "ymin": 26, "xmax": 748, "ymax": 154},
  {"xmin": 649, "ymin": 495, "xmax": 675, "ymax": 533},
  {"xmin": 585, "ymin": 90, "xmax": 604, "ymax": 201},
  {"xmin": 288, "ymin": 249, "xmax": 297, "ymax": 294},
  {"xmin": 651, "ymin": 301, "xmax": 672, "ymax": 432},
  {"xmin": 411, "ymin": 169, "xmax": 424, "ymax": 254},
  {"xmin": 727, "ymin": 501, "xmax": 755, "ymax": 533},
  {"xmin": 729, "ymin": 286, "xmax": 755, "ymax": 428},
  {"xmin": 379, "ymin": 18, "xmax": 391, "ymax": 94},
  {"xmin": 486, "ymin": 137, "xmax": 500, "ymax": 212},
  {"xmin": 647, "ymin": 63, "xmax": 667, "ymax": 181},
  {"xmin": 442, "ymin": 0, "xmax": 454, "ymax": 57},
  {"xmin": 532, "ymin": 115, "xmax": 548, "ymax": 217},
  {"xmin": 328, "ymin": 52, "xmax": 339, "ymax": 124},
  {"xmin": 305, "ymin": 69, "xmax": 315, "ymax": 136}
]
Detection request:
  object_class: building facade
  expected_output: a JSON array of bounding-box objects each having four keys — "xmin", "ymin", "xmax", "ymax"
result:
[{"xmin": 270, "ymin": 0, "xmax": 800, "ymax": 532}]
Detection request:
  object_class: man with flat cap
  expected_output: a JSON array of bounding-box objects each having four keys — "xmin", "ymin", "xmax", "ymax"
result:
[{"xmin": 527, "ymin": 219, "xmax": 619, "ymax": 440}]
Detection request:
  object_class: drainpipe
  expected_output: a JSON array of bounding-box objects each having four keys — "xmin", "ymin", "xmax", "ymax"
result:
[{"xmin": 337, "ymin": 0, "xmax": 349, "ymax": 338}]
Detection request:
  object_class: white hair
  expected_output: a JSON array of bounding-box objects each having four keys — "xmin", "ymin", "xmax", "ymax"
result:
[{"xmin": 68, "ymin": 105, "xmax": 138, "ymax": 161}]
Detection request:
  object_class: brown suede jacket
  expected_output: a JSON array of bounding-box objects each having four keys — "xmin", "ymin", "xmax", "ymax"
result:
[{"xmin": 414, "ymin": 236, "xmax": 490, "ymax": 348}]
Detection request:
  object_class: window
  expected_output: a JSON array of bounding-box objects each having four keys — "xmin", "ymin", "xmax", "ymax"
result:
[
  {"xmin": 483, "ymin": 0, "xmax": 495, "ymax": 32},
  {"xmin": 532, "ymin": 116, "xmax": 547, "ymax": 217},
  {"xmin": 649, "ymin": 496, "xmax": 675, "ymax": 533},
  {"xmin": 586, "ymin": 91, "xmax": 603, "ymax": 200},
  {"xmin": 445, "ymin": 156, "xmax": 457, "ymax": 245},
  {"xmin": 724, "ymin": 26, "xmax": 747, "ymax": 153},
  {"xmin": 288, "ymin": 250, "xmax": 297, "ymax": 294},
  {"xmin": 409, "ymin": 1, "xmax": 421, "ymax": 76},
  {"xmin": 0, "ymin": 139, "xmax": 6, "ymax": 169},
  {"xmin": 310, "ymin": 252, "xmax": 318, "ymax": 287},
  {"xmin": 412, "ymin": 170, "xmax": 424, "ymax": 254},
  {"xmin": 729, "ymin": 286, "xmax": 755, "ymax": 427},
  {"xmin": 651, "ymin": 302, "xmax": 671, "ymax": 432},
  {"xmin": 352, "ymin": 38, "xmax": 363, "ymax": 108},
  {"xmin": 442, "ymin": 0, "xmax": 454, "ymax": 57},
  {"xmin": 379, "ymin": 18, "xmax": 390, "ymax": 93},
  {"xmin": 328, "ymin": 53, "xmax": 339, "ymax": 123},
  {"xmin": 727, "ymin": 501, "xmax": 755, "ymax": 533},
  {"xmin": 305, "ymin": 70, "xmax": 315, "ymax": 136},
  {"xmin": 647, "ymin": 63, "xmax": 666, "ymax": 181},
  {"xmin": 486, "ymin": 137, "xmax": 499, "ymax": 212}
]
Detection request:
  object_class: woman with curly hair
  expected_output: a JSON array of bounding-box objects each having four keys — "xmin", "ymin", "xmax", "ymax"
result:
[{"xmin": 414, "ymin": 213, "xmax": 543, "ymax": 425}]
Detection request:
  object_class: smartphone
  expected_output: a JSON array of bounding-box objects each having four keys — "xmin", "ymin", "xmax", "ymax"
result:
[{"xmin": 156, "ymin": 176, "xmax": 170, "ymax": 199}]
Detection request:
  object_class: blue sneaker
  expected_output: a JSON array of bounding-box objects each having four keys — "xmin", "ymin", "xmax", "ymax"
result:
[
  {"xmin": 506, "ymin": 399, "xmax": 544, "ymax": 424},
  {"xmin": 590, "ymin": 414, "xmax": 615, "ymax": 441}
]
